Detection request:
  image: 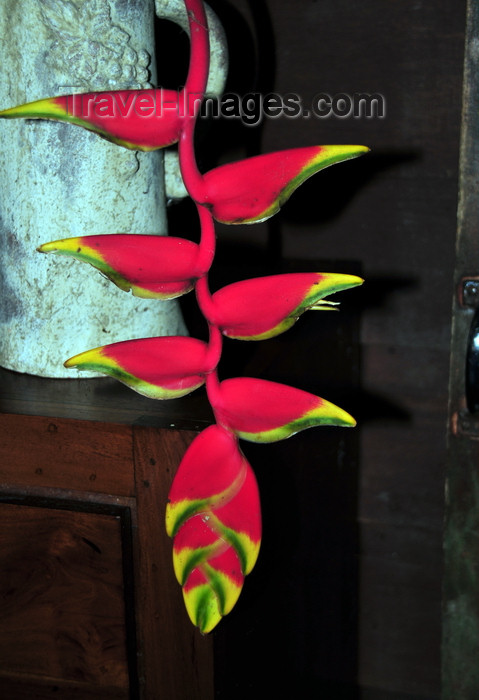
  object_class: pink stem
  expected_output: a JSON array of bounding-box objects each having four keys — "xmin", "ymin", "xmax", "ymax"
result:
[
  {"xmin": 205, "ymin": 365, "xmax": 222, "ymax": 412},
  {"xmin": 205, "ymin": 366, "xmax": 238, "ymax": 440},
  {"xmin": 179, "ymin": 0, "xmax": 209, "ymax": 201},
  {"xmin": 205, "ymin": 323, "xmax": 223, "ymax": 372},
  {"xmin": 184, "ymin": 0, "xmax": 210, "ymax": 99},
  {"xmin": 179, "ymin": 114, "xmax": 206, "ymax": 202},
  {"xmin": 195, "ymin": 272, "xmax": 216, "ymax": 328},
  {"xmin": 181, "ymin": 0, "xmax": 222, "ymax": 410},
  {"xmin": 196, "ymin": 203, "xmax": 216, "ymax": 273},
  {"xmin": 195, "ymin": 271, "xmax": 222, "ymax": 379},
  {"xmin": 197, "ymin": 274, "xmax": 223, "ymax": 410}
]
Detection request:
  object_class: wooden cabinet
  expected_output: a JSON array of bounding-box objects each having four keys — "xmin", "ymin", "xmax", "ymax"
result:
[{"xmin": 0, "ymin": 382, "xmax": 214, "ymax": 700}]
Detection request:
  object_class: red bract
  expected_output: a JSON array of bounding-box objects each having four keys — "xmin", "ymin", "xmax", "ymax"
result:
[
  {"xmin": 199, "ymin": 145, "xmax": 369, "ymax": 224},
  {"xmin": 64, "ymin": 336, "xmax": 214, "ymax": 399},
  {"xmin": 207, "ymin": 272, "xmax": 364, "ymax": 339},
  {"xmin": 39, "ymin": 234, "xmax": 210, "ymax": 299},
  {"xmin": 211, "ymin": 377, "xmax": 356, "ymax": 443},
  {"xmin": 0, "ymin": 89, "xmax": 184, "ymax": 151},
  {"xmin": 166, "ymin": 425, "xmax": 261, "ymax": 633}
]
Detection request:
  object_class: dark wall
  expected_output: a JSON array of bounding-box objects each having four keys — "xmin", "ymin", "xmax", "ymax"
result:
[{"xmin": 163, "ymin": 1, "xmax": 467, "ymax": 697}]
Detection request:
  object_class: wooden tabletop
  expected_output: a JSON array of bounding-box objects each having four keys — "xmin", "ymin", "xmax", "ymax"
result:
[{"xmin": 0, "ymin": 366, "xmax": 214, "ymax": 430}]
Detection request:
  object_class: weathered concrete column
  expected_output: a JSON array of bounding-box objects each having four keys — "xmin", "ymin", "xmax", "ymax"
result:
[{"xmin": 0, "ymin": 0, "xmax": 226, "ymax": 378}]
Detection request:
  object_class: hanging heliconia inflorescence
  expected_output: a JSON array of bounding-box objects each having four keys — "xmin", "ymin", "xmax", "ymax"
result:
[{"xmin": 0, "ymin": 0, "xmax": 368, "ymax": 633}]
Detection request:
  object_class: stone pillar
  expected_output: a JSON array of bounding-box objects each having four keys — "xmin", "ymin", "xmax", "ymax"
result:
[{"xmin": 0, "ymin": 0, "xmax": 227, "ymax": 377}]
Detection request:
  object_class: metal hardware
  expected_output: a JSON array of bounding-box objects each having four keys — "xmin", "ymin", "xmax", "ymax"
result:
[
  {"xmin": 460, "ymin": 277, "xmax": 479, "ymax": 307},
  {"xmin": 466, "ymin": 308, "xmax": 479, "ymax": 413},
  {"xmin": 461, "ymin": 278, "xmax": 479, "ymax": 413}
]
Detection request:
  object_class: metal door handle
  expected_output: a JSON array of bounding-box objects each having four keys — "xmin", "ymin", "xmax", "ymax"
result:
[{"xmin": 466, "ymin": 308, "xmax": 479, "ymax": 412}]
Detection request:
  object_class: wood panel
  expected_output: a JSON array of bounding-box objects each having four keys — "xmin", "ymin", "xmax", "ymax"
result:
[
  {"xmin": 133, "ymin": 426, "xmax": 214, "ymax": 700},
  {"xmin": 0, "ymin": 676, "xmax": 128, "ymax": 700},
  {"xmin": 0, "ymin": 367, "xmax": 213, "ymax": 429},
  {"xmin": 0, "ymin": 502, "xmax": 129, "ymax": 697},
  {"xmin": 0, "ymin": 413, "xmax": 134, "ymax": 497},
  {"xmin": 0, "ymin": 416, "xmax": 214, "ymax": 699}
]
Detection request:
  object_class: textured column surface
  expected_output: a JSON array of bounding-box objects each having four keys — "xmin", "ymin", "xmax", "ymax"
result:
[{"xmin": 0, "ymin": 0, "xmax": 187, "ymax": 377}]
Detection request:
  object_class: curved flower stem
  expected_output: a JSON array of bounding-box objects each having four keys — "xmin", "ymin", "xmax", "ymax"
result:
[
  {"xmin": 179, "ymin": 113, "xmax": 206, "ymax": 202},
  {"xmin": 195, "ymin": 270, "xmax": 222, "ymax": 401},
  {"xmin": 205, "ymin": 363, "xmax": 222, "ymax": 415},
  {"xmin": 196, "ymin": 203, "xmax": 216, "ymax": 275},
  {"xmin": 195, "ymin": 273, "xmax": 217, "ymax": 332},
  {"xmin": 205, "ymin": 323, "xmax": 223, "ymax": 374},
  {"xmin": 180, "ymin": 0, "xmax": 221, "ymax": 414},
  {"xmin": 200, "ymin": 283, "xmax": 223, "ymax": 415},
  {"xmin": 179, "ymin": 0, "xmax": 210, "ymax": 202},
  {"xmin": 184, "ymin": 0, "xmax": 210, "ymax": 99}
]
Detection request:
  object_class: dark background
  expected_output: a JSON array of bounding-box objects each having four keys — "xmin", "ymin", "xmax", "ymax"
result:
[{"xmin": 159, "ymin": 1, "xmax": 466, "ymax": 698}]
